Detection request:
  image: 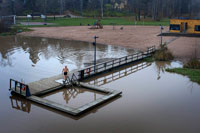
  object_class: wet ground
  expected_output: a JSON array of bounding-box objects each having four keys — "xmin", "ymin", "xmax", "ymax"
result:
[{"xmin": 0, "ymin": 36, "xmax": 200, "ymax": 133}]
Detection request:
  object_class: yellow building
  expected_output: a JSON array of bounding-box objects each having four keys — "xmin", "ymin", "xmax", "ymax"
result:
[{"xmin": 170, "ymin": 19, "xmax": 200, "ymax": 34}]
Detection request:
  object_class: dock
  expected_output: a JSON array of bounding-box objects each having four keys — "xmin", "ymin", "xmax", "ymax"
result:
[{"xmin": 9, "ymin": 46, "xmax": 155, "ymax": 116}]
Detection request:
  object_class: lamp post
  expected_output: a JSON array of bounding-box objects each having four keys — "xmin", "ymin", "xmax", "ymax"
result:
[
  {"xmin": 160, "ymin": 25, "xmax": 164, "ymax": 48},
  {"xmin": 93, "ymin": 36, "xmax": 99, "ymax": 72}
]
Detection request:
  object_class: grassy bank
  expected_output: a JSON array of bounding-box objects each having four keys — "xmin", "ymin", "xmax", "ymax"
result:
[
  {"xmin": 166, "ymin": 68, "xmax": 200, "ymax": 84},
  {"xmin": 0, "ymin": 26, "xmax": 32, "ymax": 36},
  {"xmin": 17, "ymin": 17, "xmax": 170, "ymax": 27}
]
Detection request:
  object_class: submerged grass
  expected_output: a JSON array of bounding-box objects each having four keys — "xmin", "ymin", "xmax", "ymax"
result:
[{"xmin": 166, "ymin": 68, "xmax": 200, "ymax": 84}]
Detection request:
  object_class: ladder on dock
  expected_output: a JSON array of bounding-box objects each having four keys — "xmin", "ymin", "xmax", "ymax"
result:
[
  {"xmin": 63, "ymin": 73, "xmax": 80, "ymax": 87},
  {"xmin": 71, "ymin": 73, "xmax": 80, "ymax": 86}
]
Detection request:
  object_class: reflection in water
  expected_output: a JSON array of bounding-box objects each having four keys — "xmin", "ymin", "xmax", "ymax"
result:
[
  {"xmin": 10, "ymin": 95, "xmax": 31, "ymax": 113},
  {"xmin": 2, "ymin": 36, "xmax": 200, "ymax": 132},
  {"xmin": 0, "ymin": 36, "xmax": 134, "ymax": 68},
  {"xmin": 85, "ymin": 61, "xmax": 151, "ymax": 86},
  {"xmin": 154, "ymin": 61, "xmax": 183, "ymax": 80},
  {"xmin": 155, "ymin": 61, "xmax": 171, "ymax": 80},
  {"xmin": 63, "ymin": 87, "xmax": 84, "ymax": 104},
  {"xmin": 42, "ymin": 87, "xmax": 105, "ymax": 108},
  {"xmin": 63, "ymin": 87, "xmax": 100, "ymax": 104}
]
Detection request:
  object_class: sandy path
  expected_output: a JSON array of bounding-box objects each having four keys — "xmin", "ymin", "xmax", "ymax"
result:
[{"xmin": 19, "ymin": 26, "xmax": 200, "ymax": 61}]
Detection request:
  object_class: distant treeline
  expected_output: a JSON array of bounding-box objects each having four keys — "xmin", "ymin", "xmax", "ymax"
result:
[{"xmin": 0, "ymin": 0, "xmax": 200, "ymax": 20}]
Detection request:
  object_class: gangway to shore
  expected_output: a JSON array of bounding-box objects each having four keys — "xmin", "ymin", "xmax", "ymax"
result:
[{"xmin": 9, "ymin": 46, "xmax": 155, "ymax": 116}]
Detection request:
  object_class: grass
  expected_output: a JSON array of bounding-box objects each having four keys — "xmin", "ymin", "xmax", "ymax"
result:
[
  {"xmin": 166, "ymin": 68, "xmax": 200, "ymax": 84},
  {"xmin": 0, "ymin": 26, "xmax": 32, "ymax": 36},
  {"xmin": 17, "ymin": 17, "xmax": 170, "ymax": 27},
  {"xmin": 144, "ymin": 57, "xmax": 155, "ymax": 62}
]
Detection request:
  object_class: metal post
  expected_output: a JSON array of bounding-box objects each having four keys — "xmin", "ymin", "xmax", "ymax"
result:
[
  {"xmin": 93, "ymin": 36, "xmax": 99, "ymax": 72},
  {"xmin": 10, "ymin": 79, "xmax": 12, "ymax": 90},
  {"xmin": 160, "ymin": 25, "xmax": 163, "ymax": 47}
]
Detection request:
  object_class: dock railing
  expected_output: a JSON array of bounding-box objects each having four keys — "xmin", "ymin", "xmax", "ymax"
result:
[
  {"xmin": 77, "ymin": 46, "xmax": 155, "ymax": 80},
  {"xmin": 10, "ymin": 79, "xmax": 31, "ymax": 97},
  {"xmin": 87, "ymin": 62, "xmax": 151, "ymax": 86}
]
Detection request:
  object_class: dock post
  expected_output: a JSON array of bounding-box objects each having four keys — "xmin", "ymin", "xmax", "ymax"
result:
[
  {"xmin": 10, "ymin": 79, "xmax": 12, "ymax": 90},
  {"xmin": 80, "ymin": 70, "xmax": 85, "ymax": 80},
  {"xmin": 26, "ymin": 86, "xmax": 31, "ymax": 97}
]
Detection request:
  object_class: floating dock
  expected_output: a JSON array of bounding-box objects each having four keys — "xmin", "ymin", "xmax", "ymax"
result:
[{"xmin": 9, "ymin": 46, "xmax": 155, "ymax": 116}]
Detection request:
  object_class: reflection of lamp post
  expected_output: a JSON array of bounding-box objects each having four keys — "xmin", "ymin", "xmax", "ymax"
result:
[{"xmin": 93, "ymin": 36, "xmax": 99, "ymax": 72}]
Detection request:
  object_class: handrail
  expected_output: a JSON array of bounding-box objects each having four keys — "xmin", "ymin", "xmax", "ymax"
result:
[
  {"xmin": 78, "ymin": 46, "xmax": 155, "ymax": 80},
  {"xmin": 71, "ymin": 73, "xmax": 80, "ymax": 86},
  {"xmin": 10, "ymin": 79, "xmax": 31, "ymax": 97}
]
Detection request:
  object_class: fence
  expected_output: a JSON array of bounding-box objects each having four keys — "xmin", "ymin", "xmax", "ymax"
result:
[
  {"xmin": 87, "ymin": 62, "xmax": 151, "ymax": 86},
  {"xmin": 10, "ymin": 79, "xmax": 31, "ymax": 97},
  {"xmin": 77, "ymin": 46, "xmax": 155, "ymax": 81},
  {"xmin": 0, "ymin": 15, "xmax": 16, "ymax": 33},
  {"xmin": 0, "ymin": 15, "xmax": 16, "ymax": 25}
]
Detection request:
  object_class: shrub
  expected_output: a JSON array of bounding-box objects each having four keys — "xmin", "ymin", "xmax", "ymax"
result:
[
  {"xmin": 154, "ymin": 47, "xmax": 174, "ymax": 61},
  {"xmin": 184, "ymin": 59, "xmax": 200, "ymax": 69}
]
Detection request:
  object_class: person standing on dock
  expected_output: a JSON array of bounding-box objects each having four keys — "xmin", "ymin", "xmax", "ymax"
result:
[{"xmin": 62, "ymin": 66, "xmax": 69, "ymax": 82}]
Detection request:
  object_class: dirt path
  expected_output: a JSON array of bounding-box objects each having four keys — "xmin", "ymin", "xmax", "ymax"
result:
[{"xmin": 19, "ymin": 26, "xmax": 200, "ymax": 61}]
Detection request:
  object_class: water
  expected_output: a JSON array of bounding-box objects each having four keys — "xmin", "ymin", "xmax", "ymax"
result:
[
  {"xmin": 41, "ymin": 87, "xmax": 106, "ymax": 108},
  {"xmin": 0, "ymin": 36, "xmax": 200, "ymax": 133}
]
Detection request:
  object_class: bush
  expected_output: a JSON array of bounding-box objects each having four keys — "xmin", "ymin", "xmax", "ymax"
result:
[
  {"xmin": 184, "ymin": 59, "xmax": 200, "ymax": 69},
  {"xmin": 154, "ymin": 47, "xmax": 174, "ymax": 61}
]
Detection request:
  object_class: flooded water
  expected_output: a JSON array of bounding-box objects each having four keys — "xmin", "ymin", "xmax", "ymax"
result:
[
  {"xmin": 1, "ymin": 36, "xmax": 200, "ymax": 133},
  {"xmin": 41, "ymin": 87, "xmax": 106, "ymax": 108}
]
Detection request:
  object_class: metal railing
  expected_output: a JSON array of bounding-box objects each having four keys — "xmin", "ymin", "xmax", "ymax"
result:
[
  {"xmin": 10, "ymin": 79, "xmax": 31, "ymax": 97},
  {"xmin": 77, "ymin": 46, "xmax": 155, "ymax": 80},
  {"xmin": 71, "ymin": 73, "xmax": 80, "ymax": 86}
]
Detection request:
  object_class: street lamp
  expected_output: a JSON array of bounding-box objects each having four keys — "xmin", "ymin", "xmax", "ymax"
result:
[
  {"xmin": 160, "ymin": 25, "xmax": 164, "ymax": 48},
  {"xmin": 93, "ymin": 36, "xmax": 99, "ymax": 72}
]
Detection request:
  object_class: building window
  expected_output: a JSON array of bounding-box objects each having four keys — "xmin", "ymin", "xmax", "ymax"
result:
[
  {"xmin": 170, "ymin": 24, "xmax": 180, "ymax": 31},
  {"xmin": 195, "ymin": 25, "xmax": 200, "ymax": 31}
]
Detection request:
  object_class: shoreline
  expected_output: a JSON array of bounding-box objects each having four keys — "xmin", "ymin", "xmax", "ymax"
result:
[{"xmin": 19, "ymin": 26, "xmax": 200, "ymax": 62}]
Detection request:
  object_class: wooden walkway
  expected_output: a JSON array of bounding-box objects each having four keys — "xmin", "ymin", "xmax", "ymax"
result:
[{"xmin": 9, "ymin": 46, "xmax": 155, "ymax": 116}]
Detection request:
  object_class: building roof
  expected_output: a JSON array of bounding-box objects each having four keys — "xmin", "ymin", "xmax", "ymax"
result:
[{"xmin": 172, "ymin": 17, "xmax": 200, "ymax": 20}]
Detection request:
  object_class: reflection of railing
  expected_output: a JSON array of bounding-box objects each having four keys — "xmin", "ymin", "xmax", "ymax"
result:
[
  {"xmin": 87, "ymin": 62, "xmax": 151, "ymax": 86},
  {"xmin": 78, "ymin": 46, "xmax": 155, "ymax": 80},
  {"xmin": 10, "ymin": 79, "xmax": 31, "ymax": 97},
  {"xmin": 10, "ymin": 95, "xmax": 31, "ymax": 113},
  {"xmin": 62, "ymin": 88, "xmax": 84, "ymax": 104}
]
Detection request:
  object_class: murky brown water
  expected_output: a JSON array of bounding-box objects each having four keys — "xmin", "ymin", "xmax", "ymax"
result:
[
  {"xmin": 1, "ymin": 36, "xmax": 200, "ymax": 133},
  {"xmin": 41, "ymin": 87, "xmax": 106, "ymax": 108}
]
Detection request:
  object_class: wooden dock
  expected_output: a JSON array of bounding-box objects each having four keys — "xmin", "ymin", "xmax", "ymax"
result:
[{"xmin": 9, "ymin": 46, "xmax": 155, "ymax": 116}]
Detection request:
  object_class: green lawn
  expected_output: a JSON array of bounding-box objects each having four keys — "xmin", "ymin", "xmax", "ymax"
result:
[
  {"xmin": 166, "ymin": 68, "xmax": 200, "ymax": 84},
  {"xmin": 17, "ymin": 17, "xmax": 170, "ymax": 27}
]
